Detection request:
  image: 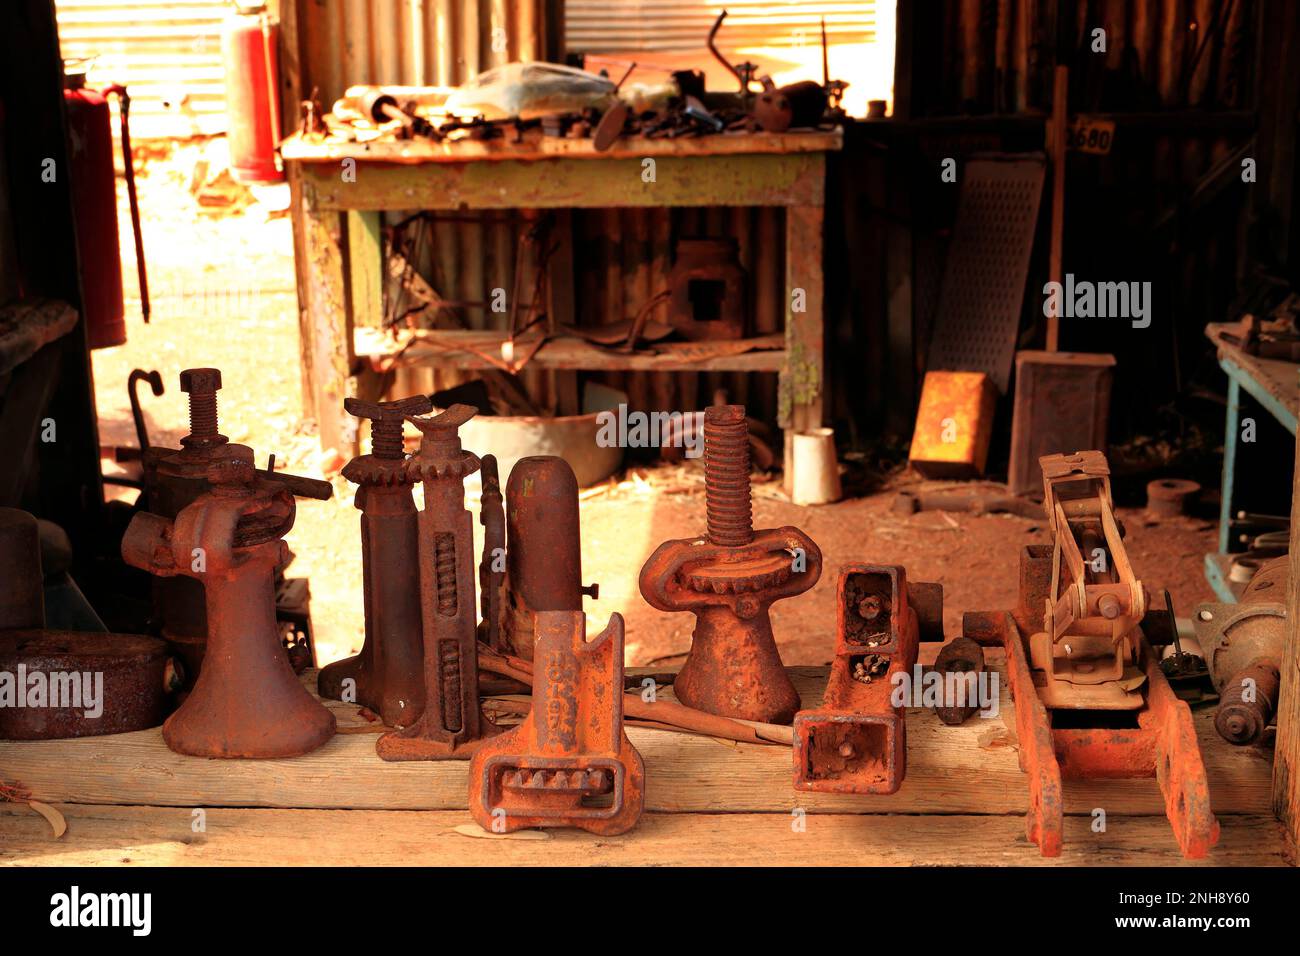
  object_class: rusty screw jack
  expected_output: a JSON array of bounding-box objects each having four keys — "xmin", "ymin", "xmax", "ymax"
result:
[
  {"xmin": 122, "ymin": 456, "xmax": 336, "ymax": 757},
  {"xmin": 639, "ymin": 404, "xmax": 822, "ymax": 724},
  {"xmin": 318, "ymin": 395, "xmax": 432, "ymax": 727},
  {"xmin": 376, "ymin": 404, "xmax": 499, "ymax": 760}
]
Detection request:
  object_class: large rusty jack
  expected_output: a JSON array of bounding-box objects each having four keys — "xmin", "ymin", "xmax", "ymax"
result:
[
  {"xmin": 122, "ymin": 456, "xmax": 336, "ymax": 757},
  {"xmin": 963, "ymin": 451, "xmax": 1219, "ymax": 858},
  {"xmin": 639, "ymin": 404, "xmax": 821, "ymax": 724},
  {"xmin": 377, "ymin": 405, "xmax": 499, "ymax": 760},
  {"xmin": 470, "ymin": 610, "xmax": 644, "ymax": 834},
  {"xmin": 793, "ymin": 564, "xmax": 943, "ymax": 794}
]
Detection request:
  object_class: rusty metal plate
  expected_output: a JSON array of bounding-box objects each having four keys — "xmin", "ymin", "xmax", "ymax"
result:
[
  {"xmin": 1007, "ymin": 351, "xmax": 1116, "ymax": 496},
  {"xmin": 926, "ymin": 155, "xmax": 1046, "ymax": 394}
]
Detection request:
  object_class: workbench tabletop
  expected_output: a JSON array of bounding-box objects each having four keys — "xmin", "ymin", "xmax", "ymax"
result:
[{"xmin": 280, "ymin": 128, "xmax": 843, "ymax": 165}]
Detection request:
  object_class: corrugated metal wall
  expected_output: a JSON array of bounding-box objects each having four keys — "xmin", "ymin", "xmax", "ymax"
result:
[
  {"xmin": 564, "ymin": 0, "xmax": 876, "ymax": 52},
  {"xmin": 293, "ymin": 0, "xmax": 558, "ymax": 105},
  {"xmin": 878, "ymin": 0, "xmax": 1263, "ymax": 446},
  {"xmin": 54, "ymin": 0, "xmax": 229, "ymax": 139}
]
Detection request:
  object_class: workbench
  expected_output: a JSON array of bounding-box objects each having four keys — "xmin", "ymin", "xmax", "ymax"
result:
[
  {"xmin": 0, "ymin": 663, "xmax": 1286, "ymax": 866},
  {"xmin": 280, "ymin": 130, "xmax": 841, "ymax": 489},
  {"xmin": 1204, "ymin": 322, "xmax": 1299, "ymax": 601}
]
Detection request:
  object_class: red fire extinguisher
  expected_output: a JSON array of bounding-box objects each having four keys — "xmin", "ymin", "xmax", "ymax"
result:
[
  {"xmin": 62, "ymin": 63, "xmax": 149, "ymax": 350},
  {"xmin": 223, "ymin": 2, "xmax": 283, "ymax": 184}
]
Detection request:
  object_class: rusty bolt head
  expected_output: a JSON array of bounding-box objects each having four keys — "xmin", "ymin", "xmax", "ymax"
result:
[
  {"xmin": 179, "ymin": 368, "xmax": 222, "ymax": 394},
  {"xmin": 858, "ymin": 596, "xmax": 883, "ymax": 620}
]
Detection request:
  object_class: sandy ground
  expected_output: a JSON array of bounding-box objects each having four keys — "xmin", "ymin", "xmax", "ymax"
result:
[{"xmin": 90, "ymin": 141, "xmax": 1219, "ymax": 669}]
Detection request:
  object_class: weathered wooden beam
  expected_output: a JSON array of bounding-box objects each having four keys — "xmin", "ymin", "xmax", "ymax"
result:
[
  {"xmin": 299, "ymin": 179, "xmax": 355, "ymax": 455},
  {"xmin": 0, "ymin": 804, "xmax": 1287, "ymax": 867},
  {"xmin": 296, "ymin": 152, "xmax": 827, "ymax": 211},
  {"xmin": 782, "ymin": 204, "xmax": 826, "ymax": 494},
  {"xmin": 1274, "ymin": 423, "xmax": 1300, "ymax": 854}
]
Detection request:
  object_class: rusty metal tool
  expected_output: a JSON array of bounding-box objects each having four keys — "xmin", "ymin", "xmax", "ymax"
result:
[
  {"xmin": 376, "ymin": 405, "xmax": 498, "ymax": 760},
  {"xmin": 477, "ymin": 454, "xmax": 507, "ymax": 653},
  {"xmin": 479, "ymin": 646, "xmax": 792, "ymax": 746},
  {"xmin": 145, "ymin": 367, "xmax": 332, "ymax": 685},
  {"xmin": 962, "ymin": 450, "xmax": 1219, "ymax": 858},
  {"xmin": 501, "ymin": 456, "xmax": 598, "ymax": 661},
  {"xmin": 1192, "ymin": 554, "xmax": 1287, "ymax": 745},
  {"xmin": 318, "ymin": 395, "xmax": 431, "ymax": 727},
  {"xmin": 640, "ymin": 404, "xmax": 822, "ymax": 724},
  {"xmin": 122, "ymin": 456, "xmax": 336, "ymax": 757},
  {"xmin": 793, "ymin": 565, "xmax": 943, "ymax": 794},
  {"xmin": 0, "ymin": 507, "xmax": 178, "ymax": 740},
  {"xmin": 931, "ymin": 635, "xmax": 985, "ymax": 726},
  {"xmin": 470, "ymin": 610, "xmax": 644, "ymax": 834}
]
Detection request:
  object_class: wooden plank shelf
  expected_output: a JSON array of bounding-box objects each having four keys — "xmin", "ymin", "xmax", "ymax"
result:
[
  {"xmin": 0, "ymin": 664, "xmax": 1287, "ymax": 866},
  {"xmin": 355, "ymin": 328, "xmax": 788, "ymax": 373}
]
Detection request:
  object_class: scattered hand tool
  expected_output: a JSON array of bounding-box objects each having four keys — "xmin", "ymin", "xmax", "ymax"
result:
[
  {"xmin": 318, "ymin": 395, "xmax": 431, "ymax": 727},
  {"xmin": 122, "ymin": 457, "xmax": 336, "ymax": 757},
  {"xmin": 479, "ymin": 647, "xmax": 792, "ymax": 746},
  {"xmin": 1192, "ymin": 554, "xmax": 1287, "ymax": 745},
  {"xmin": 470, "ymin": 610, "xmax": 644, "ymax": 835},
  {"xmin": 962, "ymin": 450, "xmax": 1219, "ymax": 859},
  {"xmin": 376, "ymin": 405, "xmax": 498, "ymax": 760},
  {"xmin": 639, "ymin": 404, "xmax": 822, "ymax": 724},
  {"xmin": 502, "ymin": 456, "xmax": 598, "ymax": 660},
  {"xmin": 793, "ymin": 565, "xmax": 943, "ymax": 794}
]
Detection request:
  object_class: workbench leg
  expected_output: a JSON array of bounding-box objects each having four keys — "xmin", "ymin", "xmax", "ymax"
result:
[
  {"xmin": 300, "ymin": 185, "xmax": 356, "ymax": 457},
  {"xmin": 1218, "ymin": 377, "xmax": 1241, "ymax": 554},
  {"xmin": 782, "ymin": 205, "xmax": 826, "ymax": 497}
]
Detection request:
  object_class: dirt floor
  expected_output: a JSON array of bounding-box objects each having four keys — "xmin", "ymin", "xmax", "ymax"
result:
[{"xmin": 90, "ymin": 140, "xmax": 1220, "ymax": 669}]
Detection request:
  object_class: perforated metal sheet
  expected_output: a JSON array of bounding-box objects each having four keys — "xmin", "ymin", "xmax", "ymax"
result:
[{"xmin": 926, "ymin": 155, "xmax": 1046, "ymax": 394}]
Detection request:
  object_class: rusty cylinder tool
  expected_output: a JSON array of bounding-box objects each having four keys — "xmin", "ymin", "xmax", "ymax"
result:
[
  {"xmin": 318, "ymin": 395, "xmax": 432, "ymax": 727},
  {"xmin": 639, "ymin": 404, "xmax": 822, "ymax": 724},
  {"xmin": 122, "ymin": 456, "xmax": 336, "ymax": 757},
  {"xmin": 500, "ymin": 455, "xmax": 599, "ymax": 661},
  {"xmin": 1192, "ymin": 554, "xmax": 1288, "ymax": 745},
  {"xmin": 376, "ymin": 404, "xmax": 498, "ymax": 760},
  {"xmin": 470, "ymin": 610, "xmax": 645, "ymax": 835},
  {"xmin": 793, "ymin": 565, "xmax": 944, "ymax": 794}
]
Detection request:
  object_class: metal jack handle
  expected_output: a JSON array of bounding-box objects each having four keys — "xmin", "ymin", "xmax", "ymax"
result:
[{"xmin": 101, "ymin": 85, "xmax": 149, "ymax": 324}]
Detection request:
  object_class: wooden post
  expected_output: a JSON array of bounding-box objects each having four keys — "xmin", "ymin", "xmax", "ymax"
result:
[
  {"xmin": 1046, "ymin": 64, "xmax": 1068, "ymax": 352},
  {"xmin": 1273, "ymin": 431, "xmax": 1300, "ymax": 852},
  {"xmin": 299, "ymin": 180, "xmax": 354, "ymax": 455},
  {"xmin": 783, "ymin": 204, "xmax": 825, "ymax": 496}
]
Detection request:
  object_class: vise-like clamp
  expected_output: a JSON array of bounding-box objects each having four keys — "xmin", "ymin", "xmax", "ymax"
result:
[
  {"xmin": 469, "ymin": 610, "xmax": 644, "ymax": 835},
  {"xmin": 639, "ymin": 404, "xmax": 821, "ymax": 724},
  {"xmin": 376, "ymin": 405, "xmax": 498, "ymax": 760},
  {"xmin": 122, "ymin": 456, "xmax": 336, "ymax": 757},
  {"xmin": 793, "ymin": 565, "xmax": 943, "ymax": 794}
]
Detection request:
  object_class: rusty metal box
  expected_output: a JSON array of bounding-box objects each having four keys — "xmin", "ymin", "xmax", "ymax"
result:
[
  {"xmin": 1007, "ymin": 351, "xmax": 1116, "ymax": 496},
  {"xmin": 908, "ymin": 370, "xmax": 997, "ymax": 479}
]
